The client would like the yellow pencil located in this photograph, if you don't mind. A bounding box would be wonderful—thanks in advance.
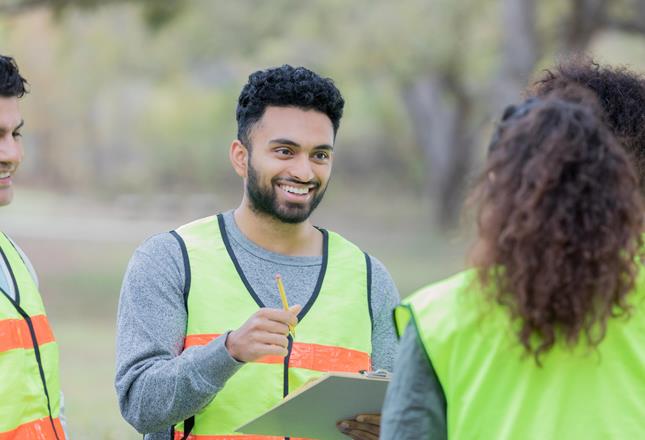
[275,274,296,337]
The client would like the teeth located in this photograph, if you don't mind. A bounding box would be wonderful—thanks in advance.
[282,185,309,195]
[0,172,10,179]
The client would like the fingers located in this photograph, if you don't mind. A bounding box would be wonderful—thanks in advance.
[257,319,291,336]
[254,332,289,349]
[337,420,379,440]
[343,429,378,440]
[258,306,300,328]
[337,416,381,440]
[256,343,289,357]
[355,414,380,425]
[337,420,379,435]
[289,304,302,315]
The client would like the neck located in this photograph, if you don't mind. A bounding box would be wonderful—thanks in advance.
[233,201,323,257]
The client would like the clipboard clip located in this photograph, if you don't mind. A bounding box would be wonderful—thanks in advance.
[359,369,391,379]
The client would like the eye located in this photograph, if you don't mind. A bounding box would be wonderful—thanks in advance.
[12,131,22,139]
[313,151,330,161]
[275,147,293,157]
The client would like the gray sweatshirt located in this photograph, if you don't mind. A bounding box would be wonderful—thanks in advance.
[115,210,400,439]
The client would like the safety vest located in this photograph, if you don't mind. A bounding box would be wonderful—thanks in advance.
[395,269,645,439]
[0,233,65,439]
[172,214,373,439]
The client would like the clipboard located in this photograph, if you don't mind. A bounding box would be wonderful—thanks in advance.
[235,371,390,439]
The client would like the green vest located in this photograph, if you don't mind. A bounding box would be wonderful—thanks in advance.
[173,214,373,438]
[396,269,645,439]
[0,233,65,439]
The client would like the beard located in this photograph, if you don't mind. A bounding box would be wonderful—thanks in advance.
[246,162,327,224]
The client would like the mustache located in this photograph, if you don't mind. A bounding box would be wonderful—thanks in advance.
[273,177,321,188]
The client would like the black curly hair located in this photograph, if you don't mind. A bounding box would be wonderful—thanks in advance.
[529,56,645,191]
[236,65,344,148]
[0,55,28,98]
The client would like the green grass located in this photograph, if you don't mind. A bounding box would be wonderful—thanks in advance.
[54,319,140,439]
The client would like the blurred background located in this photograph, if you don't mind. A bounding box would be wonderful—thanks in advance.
[1,0,644,437]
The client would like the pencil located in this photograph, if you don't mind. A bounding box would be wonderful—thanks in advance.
[275,274,296,337]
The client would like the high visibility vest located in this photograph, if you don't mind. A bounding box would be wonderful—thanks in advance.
[0,233,65,439]
[172,214,373,439]
[395,269,645,439]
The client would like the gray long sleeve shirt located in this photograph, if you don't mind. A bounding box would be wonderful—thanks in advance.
[115,210,400,438]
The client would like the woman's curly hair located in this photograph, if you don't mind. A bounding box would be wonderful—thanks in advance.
[470,89,644,363]
[529,57,645,192]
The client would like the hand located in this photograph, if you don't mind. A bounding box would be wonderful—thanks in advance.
[225,305,301,362]
[337,414,381,440]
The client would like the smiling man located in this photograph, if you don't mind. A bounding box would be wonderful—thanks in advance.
[0,55,67,439]
[115,65,399,440]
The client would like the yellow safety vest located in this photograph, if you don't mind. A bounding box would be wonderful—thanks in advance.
[396,269,645,439]
[0,233,65,439]
[173,214,373,439]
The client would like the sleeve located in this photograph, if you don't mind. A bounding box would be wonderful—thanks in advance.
[380,322,447,440]
[367,256,400,371]
[114,232,243,433]
[59,391,69,439]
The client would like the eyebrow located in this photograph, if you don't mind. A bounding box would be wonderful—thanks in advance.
[0,120,24,135]
[269,138,334,151]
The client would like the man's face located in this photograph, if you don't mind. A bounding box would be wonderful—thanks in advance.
[244,106,335,224]
[0,97,23,206]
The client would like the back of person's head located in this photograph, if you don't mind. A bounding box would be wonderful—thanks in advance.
[0,55,28,98]
[529,57,645,191]
[236,65,344,148]
[470,88,644,362]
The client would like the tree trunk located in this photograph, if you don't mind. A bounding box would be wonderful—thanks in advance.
[402,73,474,229]
[494,0,539,111]
[562,0,607,52]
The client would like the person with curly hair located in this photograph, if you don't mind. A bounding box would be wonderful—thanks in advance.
[0,54,68,439]
[529,57,645,190]
[381,89,645,439]
[115,65,399,440]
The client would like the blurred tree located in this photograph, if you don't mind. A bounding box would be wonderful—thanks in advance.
[0,0,184,28]
[2,0,644,228]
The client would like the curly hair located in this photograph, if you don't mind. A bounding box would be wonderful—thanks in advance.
[236,65,344,148]
[0,55,28,98]
[470,89,644,363]
[529,57,645,191]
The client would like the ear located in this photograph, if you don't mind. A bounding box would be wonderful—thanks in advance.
[229,139,249,178]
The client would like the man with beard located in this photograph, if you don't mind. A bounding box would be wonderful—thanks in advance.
[115,65,399,440]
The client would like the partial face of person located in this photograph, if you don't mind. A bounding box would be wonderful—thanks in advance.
[0,97,23,206]
[245,106,335,224]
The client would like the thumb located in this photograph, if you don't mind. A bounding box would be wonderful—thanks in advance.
[289,304,303,319]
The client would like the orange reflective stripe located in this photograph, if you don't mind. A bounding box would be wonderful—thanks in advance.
[0,417,65,439]
[174,434,310,440]
[184,334,370,373]
[288,341,370,372]
[184,333,222,348]
[0,314,55,352]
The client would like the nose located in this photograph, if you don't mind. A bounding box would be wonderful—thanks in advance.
[288,153,315,183]
[0,133,22,168]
